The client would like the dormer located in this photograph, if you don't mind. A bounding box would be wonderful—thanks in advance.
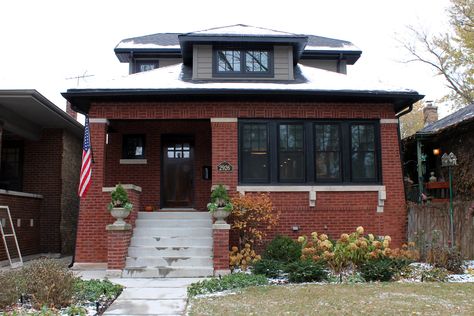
[179,25,307,81]
[114,24,362,78]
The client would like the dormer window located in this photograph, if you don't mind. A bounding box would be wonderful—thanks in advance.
[213,47,273,77]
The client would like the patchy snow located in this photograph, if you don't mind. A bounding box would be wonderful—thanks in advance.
[116,41,180,49]
[187,24,297,37]
[74,63,416,94]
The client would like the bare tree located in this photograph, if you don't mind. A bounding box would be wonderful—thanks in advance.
[401,0,474,107]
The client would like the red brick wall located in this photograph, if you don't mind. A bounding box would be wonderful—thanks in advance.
[0,194,41,261]
[76,100,407,263]
[23,129,64,254]
[104,120,212,211]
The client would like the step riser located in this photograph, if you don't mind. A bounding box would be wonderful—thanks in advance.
[134,219,212,228]
[122,268,214,278]
[137,212,211,220]
[130,237,213,247]
[128,247,212,257]
[132,228,212,237]
[126,257,213,267]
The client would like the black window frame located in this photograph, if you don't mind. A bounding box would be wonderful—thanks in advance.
[238,120,382,185]
[122,134,146,159]
[213,46,274,78]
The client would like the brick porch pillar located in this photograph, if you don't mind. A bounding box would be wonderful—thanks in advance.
[104,186,141,276]
[213,223,231,276]
[74,118,109,266]
[210,118,237,275]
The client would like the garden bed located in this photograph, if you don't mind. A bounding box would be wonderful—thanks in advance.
[0,258,122,315]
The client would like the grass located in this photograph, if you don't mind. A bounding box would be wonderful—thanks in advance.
[187,282,474,315]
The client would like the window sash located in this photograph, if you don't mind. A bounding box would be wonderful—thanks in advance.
[240,123,270,183]
[278,124,305,182]
[314,123,342,182]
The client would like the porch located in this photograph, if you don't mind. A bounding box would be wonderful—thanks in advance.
[74,117,236,276]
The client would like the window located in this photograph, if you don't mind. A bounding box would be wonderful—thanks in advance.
[278,124,305,182]
[214,48,272,77]
[133,60,159,74]
[0,141,23,191]
[315,124,341,181]
[239,120,380,185]
[122,134,146,159]
[167,143,191,159]
[240,124,269,182]
[351,124,377,181]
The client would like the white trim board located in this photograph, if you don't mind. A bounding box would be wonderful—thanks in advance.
[210,118,238,123]
[119,159,147,165]
[236,185,386,212]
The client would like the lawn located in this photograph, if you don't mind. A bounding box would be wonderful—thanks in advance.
[187,282,474,315]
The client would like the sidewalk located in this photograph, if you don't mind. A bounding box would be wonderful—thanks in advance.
[77,270,203,315]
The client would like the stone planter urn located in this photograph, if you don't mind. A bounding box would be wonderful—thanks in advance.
[212,207,230,225]
[110,207,131,227]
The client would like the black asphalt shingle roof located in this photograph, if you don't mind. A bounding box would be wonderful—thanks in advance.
[418,103,474,135]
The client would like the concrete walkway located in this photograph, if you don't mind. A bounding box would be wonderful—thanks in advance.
[102,278,203,316]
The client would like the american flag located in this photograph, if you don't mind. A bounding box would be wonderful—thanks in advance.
[78,116,92,197]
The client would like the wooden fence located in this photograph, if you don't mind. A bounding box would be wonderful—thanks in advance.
[407,201,474,259]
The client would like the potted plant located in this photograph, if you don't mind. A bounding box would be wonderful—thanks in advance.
[107,184,133,226]
[207,184,233,224]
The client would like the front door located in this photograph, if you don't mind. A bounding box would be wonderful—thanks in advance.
[161,136,194,208]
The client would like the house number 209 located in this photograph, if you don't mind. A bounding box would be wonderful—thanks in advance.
[217,161,233,172]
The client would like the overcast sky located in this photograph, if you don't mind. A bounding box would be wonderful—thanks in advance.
[0,0,452,117]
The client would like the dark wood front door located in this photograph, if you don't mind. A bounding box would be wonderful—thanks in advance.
[161,136,194,208]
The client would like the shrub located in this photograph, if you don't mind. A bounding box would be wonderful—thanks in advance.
[287,260,328,283]
[0,269,25,308]
[73,279,123,301]
[427,246,463,274]
[359,258,401,282]
[252,259,287,278]
[21,258,78,308]
[187,273,268,297]
[229,244,261,271]
[229,193,278,248]
[263,235,301,263]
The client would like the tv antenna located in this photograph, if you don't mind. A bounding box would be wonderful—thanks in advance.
[66,70,94,86]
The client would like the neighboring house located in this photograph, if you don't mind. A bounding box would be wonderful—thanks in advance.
[0,90,82,263]
[63,25,423,277]
[403,103,474,201]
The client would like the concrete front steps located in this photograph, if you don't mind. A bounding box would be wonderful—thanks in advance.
[122,211,214,278]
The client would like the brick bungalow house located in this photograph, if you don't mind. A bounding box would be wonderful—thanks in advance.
[63,25,423,277]
[0,90,82,264]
